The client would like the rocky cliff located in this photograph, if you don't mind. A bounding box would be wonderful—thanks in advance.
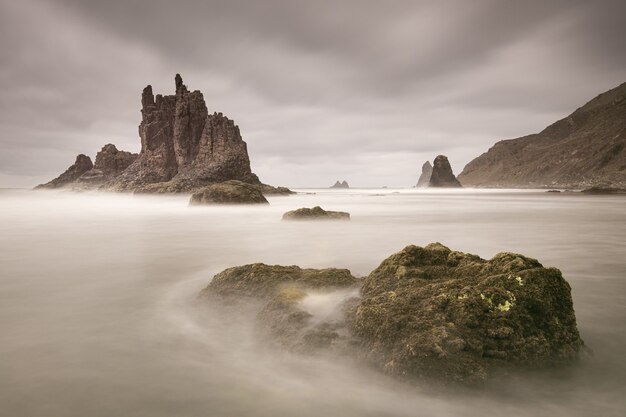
[37,74,288,194]
[458,82,626,188]
[429,155,462,187]
[416,161,433,187]
[330,180,349,189]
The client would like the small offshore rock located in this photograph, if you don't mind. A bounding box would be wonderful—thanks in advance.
[189,180,269,205]
[282,206,350,221]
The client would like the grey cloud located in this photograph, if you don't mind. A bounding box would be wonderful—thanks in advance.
[1,0,625,187]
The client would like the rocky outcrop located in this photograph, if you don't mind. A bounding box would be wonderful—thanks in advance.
[428,155,462,187]
[458,82,626,189]
[200,263,359,352]
[106,75,261,192]
[580,186,626,194]
[330,180,349,189]
[282,206,350,220]
[35,154,93,189]
[416,161,433,187]
[352,243,584,383]
[73,144,138,187]
[189,180,268,205]
[200,243,585,384]
[36,74,290,194]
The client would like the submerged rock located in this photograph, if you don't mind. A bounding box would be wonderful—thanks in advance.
[200,263,359,352]
[35,154,93,189]
[428,155,462,187]
[189,180,268,205]
[416,161,433,187]
[353,243,584,383]
[282,206,350,220]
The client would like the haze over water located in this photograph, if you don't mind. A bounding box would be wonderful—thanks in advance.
[1,188,625,416]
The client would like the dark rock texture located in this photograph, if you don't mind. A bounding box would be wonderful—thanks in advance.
[352,243,584,383]
[200,243,585,384]
[428,155,462,187]
[189,180,268,205]
[200,263,358,352]
[580,186,626,194]
[73,144,138,187]
[36,74,290,194]
[35,154,93,189]
[330,180,349,188]
[108,75,260,192]
[282,206,350,220]
[416,161,433,187]
[459,82,626,189]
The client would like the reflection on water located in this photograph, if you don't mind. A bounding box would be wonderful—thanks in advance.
[0,188,625,416]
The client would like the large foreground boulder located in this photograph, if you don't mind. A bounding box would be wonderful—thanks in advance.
[353,243,584,383]
[189,180,268,205]
[282,206,350,220]
[200,244,585,384]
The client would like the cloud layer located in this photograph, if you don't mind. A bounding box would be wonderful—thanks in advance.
[1,0,625,187]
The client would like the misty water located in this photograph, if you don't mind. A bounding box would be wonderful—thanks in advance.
[1,188,625,416]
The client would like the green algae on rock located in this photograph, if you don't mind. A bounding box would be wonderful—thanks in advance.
[353,243,585,383]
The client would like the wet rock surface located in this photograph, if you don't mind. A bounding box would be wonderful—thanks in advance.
[282,206,350,220]
[189,180,269,205]
[200,243,585,384]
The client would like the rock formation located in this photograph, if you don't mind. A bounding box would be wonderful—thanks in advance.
[188,180,269,205]
[35,154,93,189]
[36,74,290,194]
[282,206,350,220]
[458,82,626,189]
[428,155,462,187]
[352,243,584,383]
[73,144,137,187]
[416,161,433,187]
[330,180,349,189]
[200,243,586,384]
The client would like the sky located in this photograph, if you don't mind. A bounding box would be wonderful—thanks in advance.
[1,0,625,188]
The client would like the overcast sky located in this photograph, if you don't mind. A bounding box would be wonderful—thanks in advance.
[1,0,625,188]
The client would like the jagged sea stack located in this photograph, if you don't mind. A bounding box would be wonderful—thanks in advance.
[429,155,462,187]
[330,180,349,188]
[416,161,433,187]
[35,154,93,189]
[107,74,260,192]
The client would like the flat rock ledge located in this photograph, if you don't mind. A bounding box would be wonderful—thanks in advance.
[282,206,350,221]
[199,243,586,385]
[189,180,269,205]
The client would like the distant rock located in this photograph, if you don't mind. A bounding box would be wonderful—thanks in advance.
[416,161,433,187]
[580,186,626,194]
[189,180,269,205]
[35,154,93,189]
[458,82,626,189]
[73,144,138,188]
[428,155,462,187]
[330,180,349,189]
[36,74,290,195]
[282,206,350,221]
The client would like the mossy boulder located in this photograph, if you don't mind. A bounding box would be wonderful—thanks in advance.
[189,180,269,205]
[200,263,358,352]
[352,243,585,384]
[282,206,350,221]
